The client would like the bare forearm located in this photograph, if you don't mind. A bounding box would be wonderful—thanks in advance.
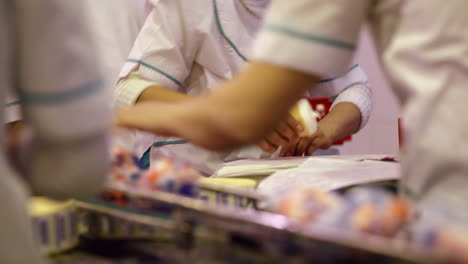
[173,62,319,149]
[115,71,193,109]
[137,85,192,103]
[118,61,320,150]
[318,102,361,142]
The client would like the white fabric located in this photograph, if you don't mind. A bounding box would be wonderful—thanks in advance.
[0,0,112,262]
[331,83,372,129]
[114,72,159,109]
[253,0,468,228]
[83,0,148,86]
[0,2,43,263]
[3,0,148,124]
[253,0,367,77]
[115,0,372,175]
[8,0,111,193]
[4,92,21,123]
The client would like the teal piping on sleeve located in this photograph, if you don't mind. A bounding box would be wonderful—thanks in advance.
[263,23,356,51]
[18,79,102,105]
[213,1,357,83]
[139,140,188,169]
[4,99,22,107]
[127,59,183,86]
[318,64,359,83]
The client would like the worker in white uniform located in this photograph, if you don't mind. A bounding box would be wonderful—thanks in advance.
[4,0,149,167]
[115,0,372,175]
[83,0,149,87]
[3,0,148,123]
[0,1,111,263]
[118,0,468,234]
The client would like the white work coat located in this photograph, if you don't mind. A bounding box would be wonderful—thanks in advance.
[83,0,149,86]
[4,0,149,124]
[252,0,468,232]
[115,0,372,175]
[0,1,111,263]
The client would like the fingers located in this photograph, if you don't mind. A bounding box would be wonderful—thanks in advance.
[259,128,297,154]
[296,137,312,156]
[295,133,334,156]
[266,131,289,148]
[286,115,304,134]
[307,136,333,155]
[274,116,303,156]
[306,140,320,156]
[296,132,329,156]
[257,116,304,155]
[258,139,277,153]
[275,121,297,141]
[281,137,300,157]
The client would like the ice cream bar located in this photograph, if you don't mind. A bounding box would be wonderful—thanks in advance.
[289,99,320,137]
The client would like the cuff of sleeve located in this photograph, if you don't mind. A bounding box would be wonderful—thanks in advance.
[114,72,159,110]
[252,27,355,77]
[4,104,22,123]
[331,83,373,130]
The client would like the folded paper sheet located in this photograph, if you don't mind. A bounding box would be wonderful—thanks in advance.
[257,156,400,196]
[212,157,308,177]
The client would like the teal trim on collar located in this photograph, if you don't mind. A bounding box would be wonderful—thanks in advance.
[18,79,102,105]
[213,0,248,62]
[127,59,183,86]
[264,23,356,51]
[139,140,188,169]
[5,99,21,107]
[318,64,359,83]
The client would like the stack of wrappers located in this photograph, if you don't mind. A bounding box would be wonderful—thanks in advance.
[275,187,468,262]
[107,147,201,204]
[276,187,409,238]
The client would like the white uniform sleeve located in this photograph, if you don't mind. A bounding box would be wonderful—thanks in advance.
[115,0,201,109]
[307,63,373,130]
[328,64,373,130]
[0,3,46,263]
[15,0,110,199]
[4,94,21,123]
[331,82,373,130]
[115,70,161,110]
[253,0,370,77]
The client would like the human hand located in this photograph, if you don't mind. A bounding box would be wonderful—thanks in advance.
[5,121,30,172]
[6,121,24,154]
[257,115,303,155]
[284,102,362,156]
[284,124,335,156]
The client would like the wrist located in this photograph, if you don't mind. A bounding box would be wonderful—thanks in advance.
[317,117,345,146]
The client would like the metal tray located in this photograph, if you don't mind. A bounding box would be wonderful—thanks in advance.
[72,186,451,264]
